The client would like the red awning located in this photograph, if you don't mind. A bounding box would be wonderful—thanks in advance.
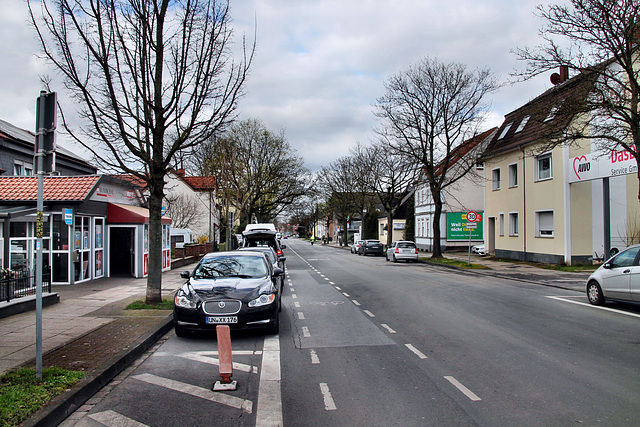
[107,203,171,224]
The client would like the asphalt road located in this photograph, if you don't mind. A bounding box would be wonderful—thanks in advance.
[62,239,640,426]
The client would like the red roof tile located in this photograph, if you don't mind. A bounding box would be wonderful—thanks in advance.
[183,176,216,191]
[0,176,100,201]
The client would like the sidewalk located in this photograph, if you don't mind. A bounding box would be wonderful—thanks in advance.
[0,265,194,426]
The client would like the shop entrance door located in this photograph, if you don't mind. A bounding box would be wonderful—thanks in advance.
[110,227,135,277]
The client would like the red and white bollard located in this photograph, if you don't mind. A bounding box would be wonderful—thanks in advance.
[213,325,237,391]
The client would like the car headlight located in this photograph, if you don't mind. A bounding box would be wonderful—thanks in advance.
[248,293,276,307]
[174,288,197,309]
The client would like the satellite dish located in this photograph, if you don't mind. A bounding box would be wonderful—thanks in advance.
[550,73,561,85]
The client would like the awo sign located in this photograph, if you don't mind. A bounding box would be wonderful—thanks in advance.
[569,146,638,183]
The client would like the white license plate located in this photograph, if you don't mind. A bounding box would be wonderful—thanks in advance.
[206,316,238,324]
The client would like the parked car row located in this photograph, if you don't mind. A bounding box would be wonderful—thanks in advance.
[173,224,287,337]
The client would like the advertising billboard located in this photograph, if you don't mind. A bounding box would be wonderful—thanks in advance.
[446,212,483,241]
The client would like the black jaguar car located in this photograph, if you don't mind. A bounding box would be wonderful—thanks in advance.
[173,251,283,336]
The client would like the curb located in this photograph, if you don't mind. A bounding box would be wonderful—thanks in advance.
[23,315,174,427]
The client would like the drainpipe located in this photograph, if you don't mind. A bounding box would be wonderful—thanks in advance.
[519,145,527,261]
[563,143,572,265]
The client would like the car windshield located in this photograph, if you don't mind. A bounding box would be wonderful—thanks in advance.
[398,242,415,248]
[193,255,269,279]
[609,247,640,268]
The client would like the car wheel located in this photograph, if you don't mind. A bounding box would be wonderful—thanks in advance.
[587,281,605,306]
[174,323,188,338]
[393,254,398,263]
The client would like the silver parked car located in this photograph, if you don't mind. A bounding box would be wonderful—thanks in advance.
[586,244,639,305]
[386,240,419,263]
[351,240,364,254]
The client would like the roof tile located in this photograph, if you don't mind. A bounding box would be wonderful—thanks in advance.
[0,176,100,202]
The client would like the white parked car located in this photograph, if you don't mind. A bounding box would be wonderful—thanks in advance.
[471,244,486,256]
[586,244,640,305]
[386,241,419,263]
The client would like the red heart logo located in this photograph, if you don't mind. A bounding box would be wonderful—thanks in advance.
[573,155,587,179]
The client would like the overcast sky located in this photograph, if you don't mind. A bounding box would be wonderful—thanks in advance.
[1,0,557,172]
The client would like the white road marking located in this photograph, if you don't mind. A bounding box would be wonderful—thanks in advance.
[546,296,640,318]
[324,278,330,281]
[329,282,335,285]
[335,286,341,290]
[444,376,481,401]
[294,302,300,308]
[290,287,295,292]
[256,335,283,427]
[297,312,305,320]
[89,410,148,427]
[405,344,428,359]
[381,323,396,333]
[132,373,253,413]
[342,292,350,297]
[319,383,337,410]
[363,310,375,318]
[352,300,361,306]
[302,326,311,338]
[310,349,320,364]
[177,352,256,373]
[292,294,298,299]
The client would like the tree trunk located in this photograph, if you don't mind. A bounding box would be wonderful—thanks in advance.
[386,213,393,246]
[146,175,164,304]
[431,187,443,258]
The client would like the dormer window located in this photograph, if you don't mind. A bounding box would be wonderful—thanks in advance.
[498,123,512,139]
[544,105,559,122]
[515,115,530,133]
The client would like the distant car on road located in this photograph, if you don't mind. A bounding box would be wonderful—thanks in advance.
[586,244,640,306]
[238,246,286,292]
[173,251,283,336]
[351,240,364,254]
[358,239,384,256]
[386,241,419,263]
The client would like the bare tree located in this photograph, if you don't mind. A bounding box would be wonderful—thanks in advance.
[374,56,497,258]
[29,0,253,302]
[197,119,311,224]
[514,0,640,204]
[164,193,201,229]
[355,141,418,246]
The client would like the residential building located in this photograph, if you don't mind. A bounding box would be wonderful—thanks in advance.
[415,128,498,252]
[481,68,639,264]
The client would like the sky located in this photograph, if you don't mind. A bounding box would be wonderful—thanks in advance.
[0,0,558,172]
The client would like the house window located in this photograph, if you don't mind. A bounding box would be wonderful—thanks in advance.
[499,213,505,236]
[509,212,519,236]
[515,115,530,133]
[535,153,553,181]
[13,161,23,176]
[492,168,501,190]
[498,123,512,139]
[545,105,559,122]
[536,211,554,237]
[508,163,518,188]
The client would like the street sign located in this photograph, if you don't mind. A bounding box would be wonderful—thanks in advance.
[464,222,477,229]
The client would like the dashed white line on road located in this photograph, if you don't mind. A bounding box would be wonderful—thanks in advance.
[363,310,375,318]
[444,376,481,401]
[352,300,360,306]
[302,326,311,338]
[319,383,337,410]
[329,282,335,285]
[294,302,300,308]
[256,335,283,426]
[297,312,305,320]
[292,294,297,299]
[342,292,350,297]
[324,278,330,281]
[89,410,148,427]
[381,324,396,333]
[132,374,253,413]
[405,344,428,359]
[335,286,341,290]
[310,349,320,364]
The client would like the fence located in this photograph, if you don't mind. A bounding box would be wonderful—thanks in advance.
[1,267,52,303]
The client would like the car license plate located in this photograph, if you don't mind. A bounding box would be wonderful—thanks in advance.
[206,316,238,324]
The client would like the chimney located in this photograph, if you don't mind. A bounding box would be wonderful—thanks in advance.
[550,65,570,85]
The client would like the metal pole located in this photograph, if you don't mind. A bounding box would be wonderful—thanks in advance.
[35,91,46,378]
[468,227,472,264]
[603,177,611,259]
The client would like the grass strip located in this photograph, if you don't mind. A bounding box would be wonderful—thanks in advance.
[0,367,85,427]
[420,256,490,269]
[125,299,173,310]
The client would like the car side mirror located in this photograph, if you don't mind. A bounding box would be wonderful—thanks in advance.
[180,271,191,278]
[279,257,287,262]
[281,244,287,249]
[273,267,284,276]
[602,262,612,269]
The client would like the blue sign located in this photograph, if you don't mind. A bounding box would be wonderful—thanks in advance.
[64,208,73,225]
